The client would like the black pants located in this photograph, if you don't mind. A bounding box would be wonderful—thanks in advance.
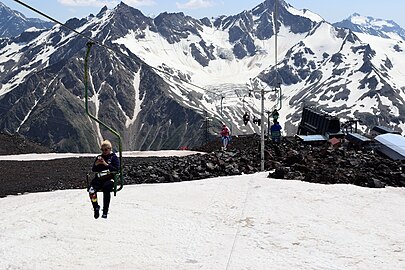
[88,177,114,213]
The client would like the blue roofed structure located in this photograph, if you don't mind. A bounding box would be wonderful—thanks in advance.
[296,134,328,144]
[374,134,405,160]
[371,126,401,136]
[346,133,372,147]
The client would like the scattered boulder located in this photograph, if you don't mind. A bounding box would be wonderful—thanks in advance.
[1,134,404,197]
[123,135,403,189]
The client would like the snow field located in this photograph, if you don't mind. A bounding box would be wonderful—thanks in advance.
[1,172,405,269]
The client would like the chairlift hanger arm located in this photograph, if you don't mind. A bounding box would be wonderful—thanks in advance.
[85,42,123,195]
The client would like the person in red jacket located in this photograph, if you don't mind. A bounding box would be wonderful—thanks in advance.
[220,124,231,150]
[88,140,120,219]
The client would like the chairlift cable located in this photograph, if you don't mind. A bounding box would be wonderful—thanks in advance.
[12,0,235,133]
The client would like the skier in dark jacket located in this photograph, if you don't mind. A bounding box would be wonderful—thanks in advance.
[88,140,120,219]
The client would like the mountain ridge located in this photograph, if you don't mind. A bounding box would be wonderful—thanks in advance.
[0,0,53,37]
[333,13,405,41]
[0,0,404,152]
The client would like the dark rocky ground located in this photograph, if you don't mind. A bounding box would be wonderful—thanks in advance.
[1,132,404,198]
[0,131,50,155]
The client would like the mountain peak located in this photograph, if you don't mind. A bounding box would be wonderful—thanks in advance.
[116,1,132,10]
[0,1,53,37]
[112,1,146,18]
[347,13,397,28]
[252,0,287,14]
[334,13,405,41]
[261,0,288,8]
[251,0,323,25]
[156,11,186,19]
[98,5,108,15]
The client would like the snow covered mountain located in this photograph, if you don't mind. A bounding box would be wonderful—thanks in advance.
[0,0,404,152]
[334,13,405,41]
[262,20,405,134]
[0,1,53,37]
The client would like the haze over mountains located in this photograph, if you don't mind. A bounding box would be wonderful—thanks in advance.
[0,0,404,152]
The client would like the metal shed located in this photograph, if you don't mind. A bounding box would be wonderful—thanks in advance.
[346,133,372,146]
[371,126,401,136]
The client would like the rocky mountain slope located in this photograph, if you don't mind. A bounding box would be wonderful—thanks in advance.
[0,0,404,152]
[0,1,53,37]
[0,131,50,155]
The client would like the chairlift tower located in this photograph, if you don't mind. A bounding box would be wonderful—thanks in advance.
[249,78,275,172]
[249,0,281,172]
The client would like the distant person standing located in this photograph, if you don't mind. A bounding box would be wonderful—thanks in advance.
[220,124,231,150]
[270,121,282,143]
[88,140,119,219]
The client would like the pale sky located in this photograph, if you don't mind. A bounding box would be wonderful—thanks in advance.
[3,0,405,28]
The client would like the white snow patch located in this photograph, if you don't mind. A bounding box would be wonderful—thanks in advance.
[356,33,405,86]
[371,20,394,28]
[88,70,103,145]
[351,15,369,26]
[286,5,324,23]
[113,25,302,87]
[124,69,144,128]
[25,27,42,32]
[0,69,31,96]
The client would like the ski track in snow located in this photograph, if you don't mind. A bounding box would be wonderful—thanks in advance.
[1,172,405,269]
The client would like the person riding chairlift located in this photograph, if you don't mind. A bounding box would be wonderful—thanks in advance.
[253,116,261,126]
[243,112,250,125]
[270,120,282,143]
[88,140,120,219]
